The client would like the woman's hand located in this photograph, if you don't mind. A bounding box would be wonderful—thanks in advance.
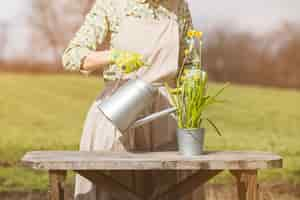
[110,49,145,74]
[81,49,145,74]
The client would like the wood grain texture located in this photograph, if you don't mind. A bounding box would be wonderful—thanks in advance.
[76,171,143,200]
[49,170,66,200]
[150,170,221,200]
[22,151,282,170]
[231,170,259,200]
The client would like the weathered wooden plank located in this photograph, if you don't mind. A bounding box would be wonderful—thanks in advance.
[150,170,221,200]
[76,170,144,200]
[49,170,66,200]
[231,170,259,200]
[22,151,282,170]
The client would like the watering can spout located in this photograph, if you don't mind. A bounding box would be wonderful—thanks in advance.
[97,79,176,132]
[132,107,177,128]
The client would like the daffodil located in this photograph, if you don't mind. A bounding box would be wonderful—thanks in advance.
[187,29,203,39]
[184,49,190,56]
[195,31,203,38]
[187,30,194,38]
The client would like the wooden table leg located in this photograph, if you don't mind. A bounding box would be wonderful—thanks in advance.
[230,170,259,200]
[49,170,67,200]
[76,170,144,200]
[150,170,221,200]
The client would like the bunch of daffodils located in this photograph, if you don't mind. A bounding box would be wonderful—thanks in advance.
[166,29,228,134]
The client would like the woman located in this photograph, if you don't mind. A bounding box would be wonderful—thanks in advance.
[62,0,202,199]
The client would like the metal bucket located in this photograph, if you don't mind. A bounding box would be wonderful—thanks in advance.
[177,128,205,156]
[97,79,156,132]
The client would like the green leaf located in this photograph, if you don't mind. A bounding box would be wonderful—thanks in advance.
[203,82,230,107]
[211,82,230,100]
[206,118,222,136]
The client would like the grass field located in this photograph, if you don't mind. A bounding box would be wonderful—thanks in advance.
[0,73,300,192]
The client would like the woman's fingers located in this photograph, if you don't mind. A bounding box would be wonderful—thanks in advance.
[110,49,147,74]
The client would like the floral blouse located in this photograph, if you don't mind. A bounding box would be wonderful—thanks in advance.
[62,0,195,77]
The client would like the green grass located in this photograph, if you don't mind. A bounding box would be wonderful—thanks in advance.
[0,73,300,191]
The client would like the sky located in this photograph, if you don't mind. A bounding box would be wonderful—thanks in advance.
[0,0,26,21]
[187,0,300,32]
[0,0,300,57]
[1,0,300,31]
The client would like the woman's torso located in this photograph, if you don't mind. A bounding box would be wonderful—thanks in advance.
[101,0,187,45]
[95,0,190,80]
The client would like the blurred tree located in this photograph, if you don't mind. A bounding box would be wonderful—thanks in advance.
[275,23,300,88]
[204,24,300,88]
[29,0,94,65]
[0,22,8,60]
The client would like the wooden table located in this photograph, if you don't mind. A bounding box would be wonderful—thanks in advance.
[22,151,282,200]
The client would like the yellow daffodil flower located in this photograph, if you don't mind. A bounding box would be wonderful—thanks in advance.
[184,49,190,56]
[187,30,194,37]
[187,29,203,39]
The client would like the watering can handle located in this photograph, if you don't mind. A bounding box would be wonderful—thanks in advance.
[132,107,177,128]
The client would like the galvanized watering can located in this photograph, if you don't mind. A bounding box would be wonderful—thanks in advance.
[97,79,176,132]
